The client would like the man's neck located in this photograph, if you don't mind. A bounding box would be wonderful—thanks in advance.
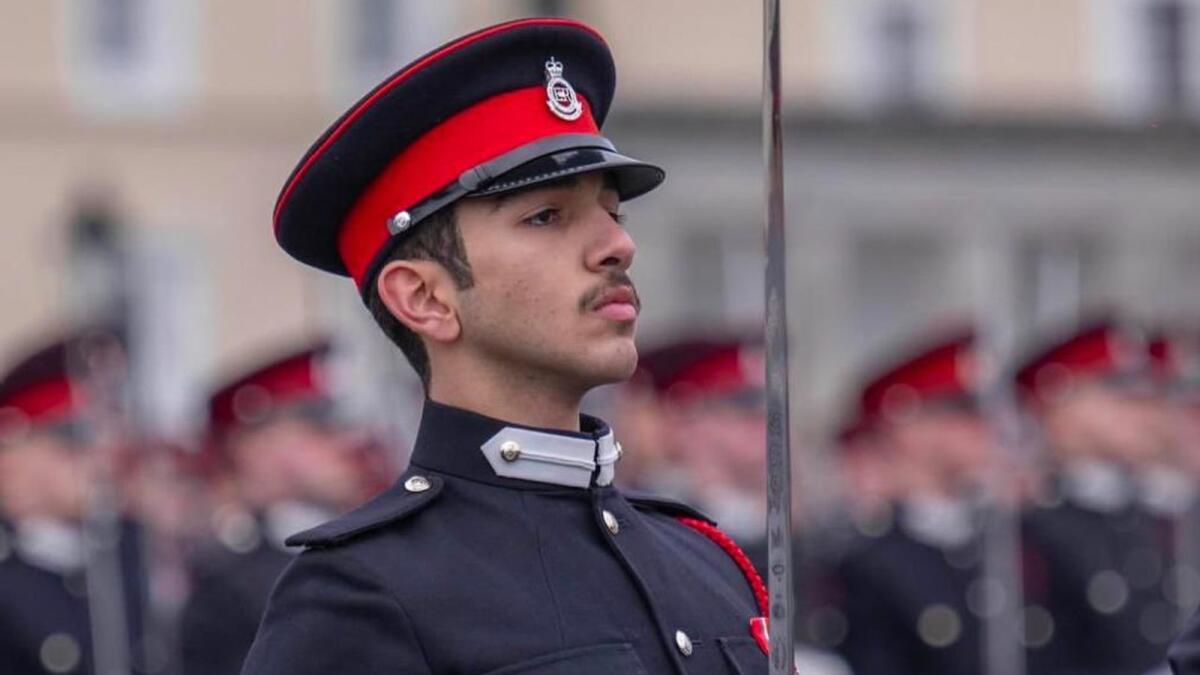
[428,358,585,431]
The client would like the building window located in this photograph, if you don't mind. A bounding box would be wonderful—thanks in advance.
[529,0,571,16]
[94,0,140,67]
[876,1,924,112]
[679,229,764,325]
[1145,0,1191,112]
[1092,0,1200,119]
[350,0,399,84]
[851,232,949,354]
[828,0,959,115]
[64,0,197,119]
[327,0,453,105]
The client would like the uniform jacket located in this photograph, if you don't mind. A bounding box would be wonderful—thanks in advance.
[0,520,147,675]
[241,401,768,675]
[829,503,984,675]
[1172,611,1200,674]
[1023,495,1171,675]
[181,530,292,675]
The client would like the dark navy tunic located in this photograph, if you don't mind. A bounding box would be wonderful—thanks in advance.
[181,531,292,675]
[241,401,768,675]
[826,506,984,675]
[0,521,148,675]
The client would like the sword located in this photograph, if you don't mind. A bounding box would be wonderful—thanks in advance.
[762,1,795,673]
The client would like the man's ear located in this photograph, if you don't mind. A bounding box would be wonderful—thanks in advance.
[376,260,462,344]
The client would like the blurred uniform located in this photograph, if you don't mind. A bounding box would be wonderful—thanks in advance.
[1160,328,1200,674]
[821,331,996,675]
[180,342,368,675]
[0,330,148,675]
[1017,321,1169,675]
[632,338,768,565]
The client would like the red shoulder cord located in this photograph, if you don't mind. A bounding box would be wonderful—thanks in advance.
[676,517,769,616]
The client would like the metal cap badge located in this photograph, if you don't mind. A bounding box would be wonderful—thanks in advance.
[544,57,582,121]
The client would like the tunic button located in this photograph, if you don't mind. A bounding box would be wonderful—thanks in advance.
[500,440,521,462]
[404,476,431,492]
[675,630,693,656]
[602,510,620,535]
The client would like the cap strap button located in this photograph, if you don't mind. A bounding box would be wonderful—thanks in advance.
[387,211,412,235]
[404,475,431,492]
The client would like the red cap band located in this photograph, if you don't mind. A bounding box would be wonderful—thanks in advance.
[337,86,598,289]
[0,378,76,429]
[209,351,326,433]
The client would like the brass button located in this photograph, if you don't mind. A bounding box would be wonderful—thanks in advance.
[500,440,521,462]
[675,630,693,656]
[404,476,431,493]
[602,510,620,535]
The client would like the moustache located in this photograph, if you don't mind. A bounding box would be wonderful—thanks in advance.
[579,271,641,313]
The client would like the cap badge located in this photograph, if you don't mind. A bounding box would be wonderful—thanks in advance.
[544,57,582,121]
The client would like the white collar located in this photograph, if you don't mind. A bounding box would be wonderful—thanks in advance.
[481,425,620,488]
[900,495,976,550]
[263,501,337,551]
[1137,465,1197,517]
[1060,459,1133,513]
[15,518,85,574]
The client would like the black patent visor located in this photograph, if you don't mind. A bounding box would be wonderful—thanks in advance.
[399,133,665,229]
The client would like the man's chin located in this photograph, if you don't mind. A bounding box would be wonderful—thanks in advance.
[579,341,639,387]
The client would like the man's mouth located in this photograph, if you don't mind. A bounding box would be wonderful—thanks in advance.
[591,285,639,322]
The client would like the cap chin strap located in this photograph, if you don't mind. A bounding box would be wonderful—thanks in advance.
[389,133,616,234]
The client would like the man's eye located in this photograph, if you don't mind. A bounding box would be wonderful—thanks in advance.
[609,211,627,225]
[523,208,561,227]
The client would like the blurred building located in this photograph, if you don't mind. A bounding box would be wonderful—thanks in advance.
[1,0,1199,441]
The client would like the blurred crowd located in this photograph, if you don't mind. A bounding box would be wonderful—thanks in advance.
[0,312,1197,675]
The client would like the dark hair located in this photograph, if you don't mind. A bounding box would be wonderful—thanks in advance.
[366,206,474,387]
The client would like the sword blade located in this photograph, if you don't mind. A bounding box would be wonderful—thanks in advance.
[762,1,795,673]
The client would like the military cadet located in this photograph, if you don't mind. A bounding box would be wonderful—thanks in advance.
[1017,320,1169,675]
[0,330,147,675]
[633,338,768,557]
[1160,328,1200,675]
[823,331,997,675]
[1143,330,1200,608]
[241,18,771,675]
[180,341,366,675]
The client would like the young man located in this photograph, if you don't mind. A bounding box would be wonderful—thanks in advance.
[241,19,769,675]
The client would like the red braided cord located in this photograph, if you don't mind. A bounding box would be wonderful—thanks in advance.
[677,517,769,616]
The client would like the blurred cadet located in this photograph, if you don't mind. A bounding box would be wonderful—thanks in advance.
[1161,327,1200,674]
[833,416,905,540]
[1144,330,1200,585]
[180,341,366,675]
[634,336,855,675]
[0,331,148,675]
[242,18,770,675]
[1017,320,1168,675]
[824,331,997,675]
[634,337,768,554]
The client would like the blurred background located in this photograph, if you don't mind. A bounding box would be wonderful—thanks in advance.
[1,1,1199,674]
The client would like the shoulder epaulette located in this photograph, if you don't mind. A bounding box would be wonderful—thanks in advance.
[622,489,715,525]
[286,474,444,548]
